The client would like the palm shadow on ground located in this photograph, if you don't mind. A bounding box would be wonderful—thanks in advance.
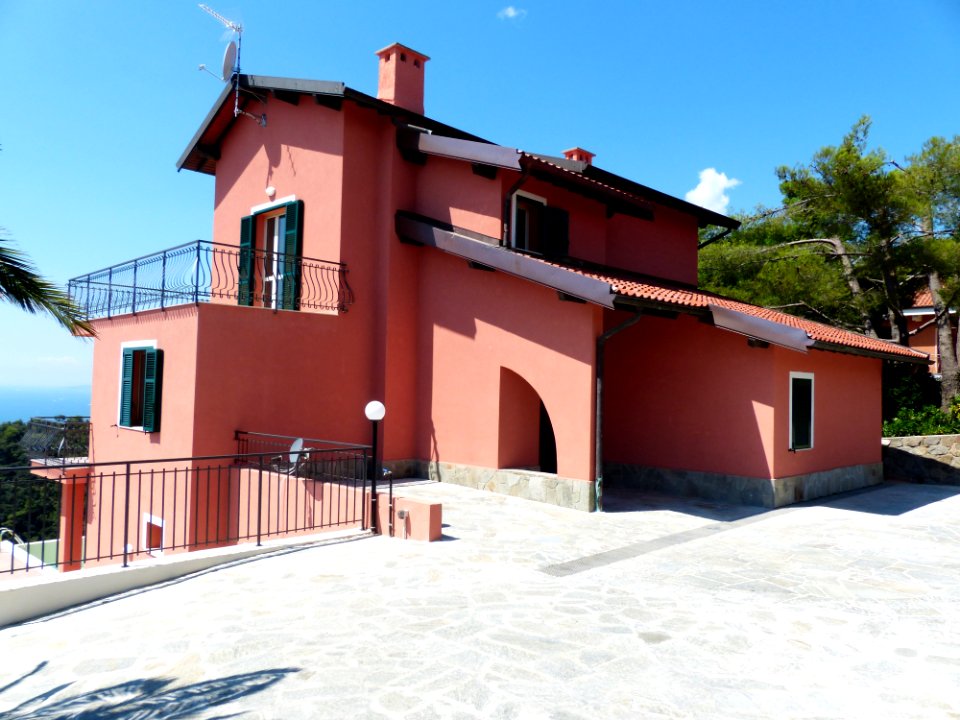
[0,662,298,720]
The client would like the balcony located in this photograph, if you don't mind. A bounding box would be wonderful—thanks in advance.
[68,241,355,320]
[21,416,90,461]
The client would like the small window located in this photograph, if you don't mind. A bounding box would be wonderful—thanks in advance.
[790,372,814,450]
[512,193,546,253]
[143,514,164,555]
[510,192,569,259]
[120,347,163,432]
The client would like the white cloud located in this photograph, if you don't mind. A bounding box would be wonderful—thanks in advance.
[685,168,741,214]
[497,6,527,20]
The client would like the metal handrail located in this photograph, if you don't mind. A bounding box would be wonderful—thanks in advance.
[1,446,375,575]
[68,240,355,319]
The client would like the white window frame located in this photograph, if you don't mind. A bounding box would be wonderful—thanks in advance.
[142,512,164,556]
[249,194,297,215]
[510,190,547,251]
[117,339,157,432]
[789,371,815,451]
[261,212,286,309]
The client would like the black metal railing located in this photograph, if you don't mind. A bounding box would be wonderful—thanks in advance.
[68,241,355,320]
[0,445,380,576]
[21,417,90,460]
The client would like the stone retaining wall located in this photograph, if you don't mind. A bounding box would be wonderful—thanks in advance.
[605,462,883,508]
[883,435,960,485]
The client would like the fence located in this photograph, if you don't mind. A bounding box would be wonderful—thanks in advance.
[0,444,381,576]
[68,240,355,319]
[20,417,90,460]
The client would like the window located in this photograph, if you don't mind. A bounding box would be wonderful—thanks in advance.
[510,192,569,259]
[239,199,304,310]
[120,347,163,432]
[143,514,164,555]
[789,372,814,451]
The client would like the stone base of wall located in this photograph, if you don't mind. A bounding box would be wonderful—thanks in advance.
[604,462,884,508]
[399,460,596,512]
[883,435,960,484]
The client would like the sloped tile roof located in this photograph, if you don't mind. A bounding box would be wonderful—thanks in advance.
[549,261,928,362]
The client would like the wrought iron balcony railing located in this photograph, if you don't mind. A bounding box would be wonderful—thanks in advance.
[21,417,90,460]
[68,241,355,320]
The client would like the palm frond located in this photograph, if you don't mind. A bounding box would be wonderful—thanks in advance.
[0,236,95,336]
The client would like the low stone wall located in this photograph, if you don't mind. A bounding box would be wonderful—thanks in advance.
[883,435,960,485]
[605,462,883,508]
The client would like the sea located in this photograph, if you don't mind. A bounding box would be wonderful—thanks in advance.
[0,386,92,422]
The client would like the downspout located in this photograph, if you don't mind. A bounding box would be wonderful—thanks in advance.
[502,163,532,247]
[595,309,644,511]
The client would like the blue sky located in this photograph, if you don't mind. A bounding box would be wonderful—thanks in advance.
[1,0,958,389]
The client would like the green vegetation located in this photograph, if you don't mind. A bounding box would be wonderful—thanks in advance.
[883,400,960,437]
[0,420,60,543]
[700,119,960,414]
[0,232,93,335]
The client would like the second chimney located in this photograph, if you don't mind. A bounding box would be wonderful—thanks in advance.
[376,43,430,115]
[563,147,596,165]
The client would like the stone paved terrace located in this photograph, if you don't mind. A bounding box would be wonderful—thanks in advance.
[2,480,960,719]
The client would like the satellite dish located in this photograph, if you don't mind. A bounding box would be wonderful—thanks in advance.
[289,437,305,464]
[221,40,237,80]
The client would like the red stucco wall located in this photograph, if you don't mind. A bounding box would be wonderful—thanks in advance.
[89,307,201,463]
[416,250,599,480]
[603,312,882,480]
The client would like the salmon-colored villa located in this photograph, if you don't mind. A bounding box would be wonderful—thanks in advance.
[66,43,926,531]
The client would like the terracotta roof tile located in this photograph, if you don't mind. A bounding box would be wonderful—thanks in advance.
[542,260,927,362]
[913,289,933,308]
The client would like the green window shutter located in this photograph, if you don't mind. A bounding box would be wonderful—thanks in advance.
[141,349,163,433]
[542,207,570,260]
[119,348,134,427]
[238,215,255,306]
[281,200,304,310]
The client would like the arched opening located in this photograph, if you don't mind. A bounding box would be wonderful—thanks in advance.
[498,368,558,473]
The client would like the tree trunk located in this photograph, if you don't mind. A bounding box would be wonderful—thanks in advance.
[779,237,878,338]
[879,240,909,345]
[929,271,959,410]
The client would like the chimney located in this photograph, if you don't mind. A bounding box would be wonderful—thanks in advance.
[376,43,430,115]
[563,147,595,165]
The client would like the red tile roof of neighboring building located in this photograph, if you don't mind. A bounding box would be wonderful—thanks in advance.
[913,289,933,308]
[551,261,928,362]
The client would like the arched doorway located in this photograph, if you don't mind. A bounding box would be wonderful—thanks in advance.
[498,368,558,473]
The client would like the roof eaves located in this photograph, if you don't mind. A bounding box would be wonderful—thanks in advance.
[583,165,740,230]
[809,340,930,365]
[176,80,237,173]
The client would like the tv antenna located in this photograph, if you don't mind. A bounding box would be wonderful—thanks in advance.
[197,4,266,126]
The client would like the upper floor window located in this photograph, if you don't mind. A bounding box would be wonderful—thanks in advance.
[510,191,569,260]
[120,346,163,432]
[789,372,814,451]
[239,199,304,310]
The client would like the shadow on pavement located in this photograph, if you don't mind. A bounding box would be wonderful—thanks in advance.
[601,484,767,522]
[0,664,298,720]
[603,480,960,520]
[807,481,960,516]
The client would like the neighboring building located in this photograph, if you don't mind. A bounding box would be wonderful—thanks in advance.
[906,289,956,376]
[69,43,927,517]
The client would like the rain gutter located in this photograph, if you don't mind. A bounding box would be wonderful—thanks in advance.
[595,310,644,511]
